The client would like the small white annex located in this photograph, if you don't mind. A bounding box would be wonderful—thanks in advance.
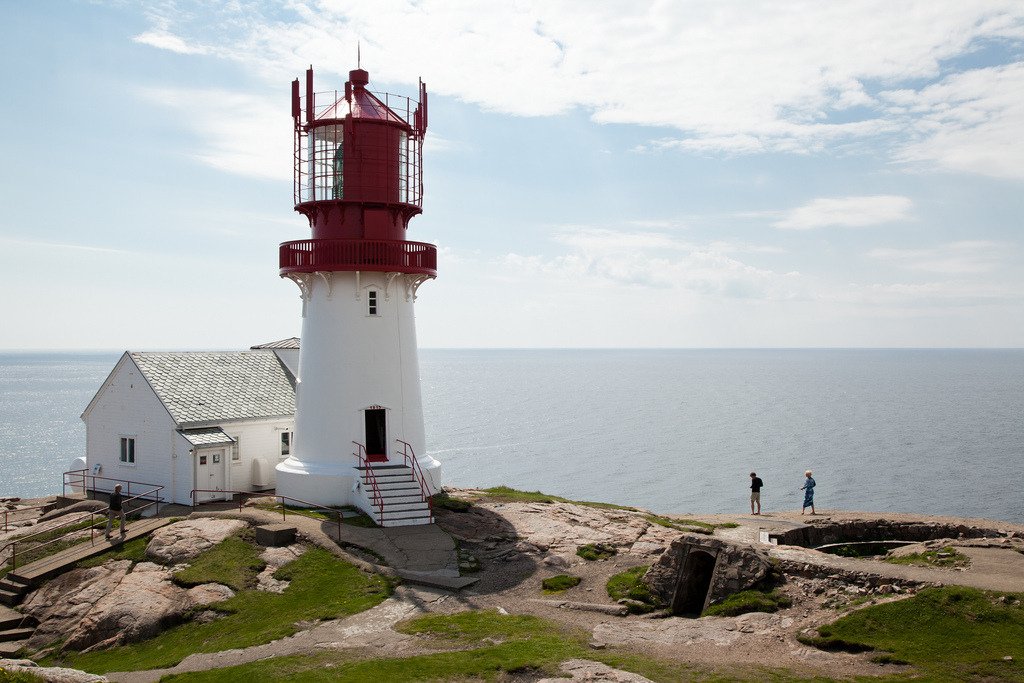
[80,339,299,505]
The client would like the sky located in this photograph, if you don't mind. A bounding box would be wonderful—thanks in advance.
[1,0,1022,349]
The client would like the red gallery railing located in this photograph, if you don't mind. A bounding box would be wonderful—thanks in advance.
[280,239,437,277]
[395,439,435,520]
[353,441,385,525]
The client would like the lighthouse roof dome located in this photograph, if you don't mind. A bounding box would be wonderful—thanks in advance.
[315,71,410,126]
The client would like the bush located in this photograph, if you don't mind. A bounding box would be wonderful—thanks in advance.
[606,566,660,614]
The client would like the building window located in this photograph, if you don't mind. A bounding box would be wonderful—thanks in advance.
[119,437,135,464]
[213,452,221,464]
[231,436,241,461]
[367,290,378,316]
[199,454,208,465]
[280,432,292,457]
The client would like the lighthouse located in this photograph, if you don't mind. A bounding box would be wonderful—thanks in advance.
[275,65,441,526]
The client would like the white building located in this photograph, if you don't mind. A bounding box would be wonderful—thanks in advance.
[80,339,298,505]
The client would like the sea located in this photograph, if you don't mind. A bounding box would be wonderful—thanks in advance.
[1,350,1022,523]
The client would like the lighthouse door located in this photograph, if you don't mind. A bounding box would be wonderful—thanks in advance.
[364,408,387,462]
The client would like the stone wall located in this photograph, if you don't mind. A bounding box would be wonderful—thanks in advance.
[771,520,1019,548]
[643,536,772,615]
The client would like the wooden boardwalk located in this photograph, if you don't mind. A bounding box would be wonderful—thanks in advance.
[8,517,172,588]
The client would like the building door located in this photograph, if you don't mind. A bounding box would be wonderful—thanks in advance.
[365,408,387,461]
[197,449,226,502]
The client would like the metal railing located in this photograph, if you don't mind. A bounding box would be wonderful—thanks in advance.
[62,470,165,509]
[353,441,385,525]
[396,439,434,520]
[189,489,345,536]
[2,503,53,534]
[279,239,437,277]
[1,485,163,570]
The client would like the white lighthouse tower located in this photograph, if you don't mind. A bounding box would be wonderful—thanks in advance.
[275,65,441,526]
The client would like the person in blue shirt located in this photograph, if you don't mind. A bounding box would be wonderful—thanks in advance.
[800,470,816,515]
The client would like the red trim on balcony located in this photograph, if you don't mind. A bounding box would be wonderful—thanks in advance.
[279,239,437,277]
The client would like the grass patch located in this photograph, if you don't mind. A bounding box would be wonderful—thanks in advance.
[0,669,46,683]
[477,486,638,511]
[885,546,971,568]
[161,611,720,683]
[76,537,149,568]
[172,535,265,591]
[576,543,617,561]
[801,586,1024,681]
[431,490,472,512]
[51,546,393,673]
[606,565,660,614]
[703,589,792,617]
[541,574,581,592]
[644,515,738,535]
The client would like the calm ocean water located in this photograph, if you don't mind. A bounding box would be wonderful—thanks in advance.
[2,350,1022,523]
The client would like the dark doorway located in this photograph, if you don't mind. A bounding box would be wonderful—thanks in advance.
[671,550,717,616]
[365,408,387,460]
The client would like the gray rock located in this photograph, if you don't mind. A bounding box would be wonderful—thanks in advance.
[146,518,246,564]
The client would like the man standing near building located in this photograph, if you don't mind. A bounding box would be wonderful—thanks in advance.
[749,472,764,515]
[105,484,126,540]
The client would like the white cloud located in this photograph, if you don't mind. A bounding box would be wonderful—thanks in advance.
[138,87,291,181]
[132,30,207,55]
[867,241,1006,274]
[885,63,1024,180]
[130,2,1024,180]
[0,236,130,255]
[773,195,914,230]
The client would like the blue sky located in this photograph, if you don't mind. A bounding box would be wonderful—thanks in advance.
[1,1,1022,349]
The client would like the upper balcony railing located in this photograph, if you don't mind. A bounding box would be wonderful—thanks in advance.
[279,239,437,277]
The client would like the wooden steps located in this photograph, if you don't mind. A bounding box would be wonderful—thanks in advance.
[4,517,173,600]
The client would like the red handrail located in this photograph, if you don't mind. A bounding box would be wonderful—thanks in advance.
[395,439,434,520]
[353,442,385,525]
[279,239,437,277]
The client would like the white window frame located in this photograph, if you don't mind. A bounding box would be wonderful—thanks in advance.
[280,431,292,459]
[119,436,136,465]
[231,435,242,463]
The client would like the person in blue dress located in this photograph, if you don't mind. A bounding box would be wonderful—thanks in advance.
[800,470,816,515]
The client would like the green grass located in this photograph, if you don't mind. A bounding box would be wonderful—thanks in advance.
[605,565,661,614]
[703,590,793,617]
[431,490,472,512]
[884,545,971,568]
[477,486,638,511]
[172,535,266,591]
[76,537,149,568]
[801,586,1024,681]
[644,514,737,534]
[576,543,617,561]
[0,668,46,683]
[160,610,822,683]
[541,574,581,592]
[51,546,393,673]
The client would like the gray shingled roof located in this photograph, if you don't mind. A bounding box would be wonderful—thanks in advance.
[251,337,300,349]
[179,428,236,447]
[131,352,296,426]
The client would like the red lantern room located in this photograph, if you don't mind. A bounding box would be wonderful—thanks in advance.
[280,67,437,278]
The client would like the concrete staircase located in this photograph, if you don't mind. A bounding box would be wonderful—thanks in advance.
[356,464,433,527]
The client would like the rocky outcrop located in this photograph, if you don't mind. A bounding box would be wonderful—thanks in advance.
[146,518,246,564]
[256,544,306,593]
[22,560,234,651]
[0,658,107,682]
[537,659,655,682]
[644,536,772,614]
